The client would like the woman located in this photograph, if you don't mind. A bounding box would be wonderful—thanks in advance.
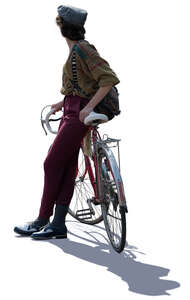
[14,4,120,239]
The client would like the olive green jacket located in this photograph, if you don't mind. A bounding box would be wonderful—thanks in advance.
[61,39,120,99]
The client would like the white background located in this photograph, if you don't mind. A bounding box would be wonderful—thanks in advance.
[0,0,189,299]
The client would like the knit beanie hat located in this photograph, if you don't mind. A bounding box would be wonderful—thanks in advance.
[57,4,88,27]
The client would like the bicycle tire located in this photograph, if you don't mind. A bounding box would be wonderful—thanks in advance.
[98,146,127,253]
[68,145,103,225]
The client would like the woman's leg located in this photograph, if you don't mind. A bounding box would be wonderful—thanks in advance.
[38,96,90,219]
[55,146,80,206]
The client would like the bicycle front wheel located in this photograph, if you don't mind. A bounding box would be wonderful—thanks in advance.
[98,146,127,253]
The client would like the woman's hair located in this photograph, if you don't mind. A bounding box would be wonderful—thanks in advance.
[56,15,85,40]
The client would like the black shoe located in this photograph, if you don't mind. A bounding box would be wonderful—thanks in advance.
[31,223,67,240]
[14,217,50,236]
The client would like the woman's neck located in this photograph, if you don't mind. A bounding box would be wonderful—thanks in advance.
[65,38,78,53]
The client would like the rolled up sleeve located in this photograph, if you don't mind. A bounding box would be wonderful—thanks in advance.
[85,45,120,87]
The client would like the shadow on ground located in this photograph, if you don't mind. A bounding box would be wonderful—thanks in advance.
[32,219,180,296]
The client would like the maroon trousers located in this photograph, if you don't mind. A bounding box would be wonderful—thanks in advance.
[38,95,91,219]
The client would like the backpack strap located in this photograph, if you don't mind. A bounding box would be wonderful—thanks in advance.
[72,44,87,60]
[71,51,91,98]
[70,43,93,98]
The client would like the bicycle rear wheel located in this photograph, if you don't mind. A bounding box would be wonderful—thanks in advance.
[98,146,127,253]
[68,145,103,225]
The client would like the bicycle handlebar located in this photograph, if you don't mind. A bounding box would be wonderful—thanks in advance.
[40,105,63,135]
[40,104,108,135]
[45,107,59,134]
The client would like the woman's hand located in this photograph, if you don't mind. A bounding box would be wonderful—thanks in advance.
[51,100,64,114]
[79,106,93,123]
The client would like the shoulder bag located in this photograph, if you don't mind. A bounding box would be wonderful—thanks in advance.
[71,50,121,121]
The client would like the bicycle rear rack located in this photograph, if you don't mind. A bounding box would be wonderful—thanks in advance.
[98,134,121,172]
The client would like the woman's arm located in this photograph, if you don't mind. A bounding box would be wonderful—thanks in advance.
[77,42,120,122]
[79,85,112,122]
[85,85,112,110]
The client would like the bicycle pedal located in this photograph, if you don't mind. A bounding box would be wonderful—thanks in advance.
[76,208,94,220]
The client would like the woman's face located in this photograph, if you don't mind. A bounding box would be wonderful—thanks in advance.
[56,15,63,28]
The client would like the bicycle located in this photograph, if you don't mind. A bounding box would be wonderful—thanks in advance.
[40,105,128,253]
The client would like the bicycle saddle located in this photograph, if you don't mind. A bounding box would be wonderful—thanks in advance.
[84,110,108,125]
